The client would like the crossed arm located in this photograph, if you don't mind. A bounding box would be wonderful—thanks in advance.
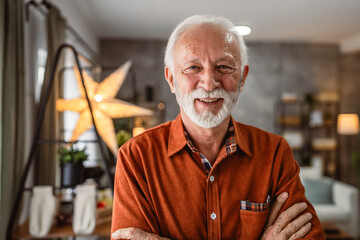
[112,192,313,240]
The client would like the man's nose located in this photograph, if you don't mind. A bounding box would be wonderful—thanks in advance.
[199,69,220,92]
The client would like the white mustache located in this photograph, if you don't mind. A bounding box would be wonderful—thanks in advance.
[190,88,230,99]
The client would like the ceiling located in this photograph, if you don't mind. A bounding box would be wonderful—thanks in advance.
[59,0,360,49]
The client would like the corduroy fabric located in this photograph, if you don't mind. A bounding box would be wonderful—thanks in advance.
[111,114,325,240]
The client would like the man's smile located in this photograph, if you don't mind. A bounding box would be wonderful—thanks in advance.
[197,97,222,103]
[194,98,224,114]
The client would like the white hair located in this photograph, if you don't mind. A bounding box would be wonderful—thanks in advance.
[164,15,248,72]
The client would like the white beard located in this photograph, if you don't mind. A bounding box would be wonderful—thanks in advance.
[173,79,240,128]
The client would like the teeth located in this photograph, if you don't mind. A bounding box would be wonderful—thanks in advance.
[200,98,218,103]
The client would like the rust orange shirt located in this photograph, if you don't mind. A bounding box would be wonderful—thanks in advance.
[112,115,325,239]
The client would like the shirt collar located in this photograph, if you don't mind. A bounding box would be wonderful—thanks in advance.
[231,116,253,157]
[167,114,253,158]
[168,114,188,157]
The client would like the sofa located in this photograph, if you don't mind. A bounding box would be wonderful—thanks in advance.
[299,158,359,238]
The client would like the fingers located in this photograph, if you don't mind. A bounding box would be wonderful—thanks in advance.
[265,192,289,229]
[112,227,168,240]
[262,194,312,240]
[273,202,307,231]
[282,212,312,238]
[112,227,138,239]
[112,227,153,240]
[288,222,312,240]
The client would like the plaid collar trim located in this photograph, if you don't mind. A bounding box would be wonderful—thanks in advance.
[184,121,237,156]
[184,130,198,153]
[184,122,237,175]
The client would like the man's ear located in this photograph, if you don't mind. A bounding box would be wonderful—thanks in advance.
[165,66,175,93]
[239,65,249,92]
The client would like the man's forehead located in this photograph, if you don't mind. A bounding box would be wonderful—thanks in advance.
[174,24,241,61]
[180,52,238,64]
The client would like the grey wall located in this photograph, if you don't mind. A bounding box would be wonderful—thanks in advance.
[339,52,360,185]
[234,42,340,132]
[100,39,343,132]
[100,38,360,185]
[340,52,360,114]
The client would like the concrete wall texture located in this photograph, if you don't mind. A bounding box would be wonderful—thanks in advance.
[99,39,354,133]
[100,39,360,185]
[100,39,360,184]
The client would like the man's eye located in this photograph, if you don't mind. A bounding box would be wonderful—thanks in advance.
[218,65,230,69]
[189,66,199,70]
[217,65,233,73]
[183,66,200,74]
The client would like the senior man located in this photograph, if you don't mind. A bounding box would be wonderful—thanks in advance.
[111,15,325,240]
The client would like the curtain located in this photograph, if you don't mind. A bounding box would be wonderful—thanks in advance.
[35,6,65,185]
[0,0,25,238]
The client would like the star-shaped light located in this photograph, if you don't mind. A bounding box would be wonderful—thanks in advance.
[56,61,153,155]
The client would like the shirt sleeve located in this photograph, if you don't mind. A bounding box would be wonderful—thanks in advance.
[111,142,160,239]
[272,137,326,239]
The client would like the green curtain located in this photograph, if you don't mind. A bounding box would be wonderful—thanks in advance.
[0,0,25,238]
[35,6,65,186]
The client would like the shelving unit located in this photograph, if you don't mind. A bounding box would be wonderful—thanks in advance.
[6,44,113,240]
[276,95,340,178]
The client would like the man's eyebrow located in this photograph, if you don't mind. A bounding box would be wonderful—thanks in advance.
[184,58,201,64]
[216,56,236,63]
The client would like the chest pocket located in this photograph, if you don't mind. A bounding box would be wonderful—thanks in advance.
[239,207,269,239]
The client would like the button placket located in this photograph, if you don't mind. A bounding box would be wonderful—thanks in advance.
[207,168,221,240]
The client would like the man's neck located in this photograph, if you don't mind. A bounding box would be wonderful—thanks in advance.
[181,110,230,164]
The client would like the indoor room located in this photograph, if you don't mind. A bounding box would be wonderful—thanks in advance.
[1,0,360,239]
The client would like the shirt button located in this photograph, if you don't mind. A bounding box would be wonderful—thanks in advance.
[210,212,217,220]
[209,175,215,182]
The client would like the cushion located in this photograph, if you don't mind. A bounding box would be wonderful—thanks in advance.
[302,178,333,204]
[312,204,349,221]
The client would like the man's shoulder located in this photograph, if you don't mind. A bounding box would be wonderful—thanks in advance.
[233,120,284,144]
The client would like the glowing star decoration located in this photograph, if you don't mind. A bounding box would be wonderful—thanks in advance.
[56,61,153,155]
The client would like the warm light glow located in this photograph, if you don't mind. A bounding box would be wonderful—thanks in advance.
[94,95,103,102]
[337,114,360,135]
[157,102,165,110]
[133,127,145,137]
[235,26,252,36]
[56,61,153,155]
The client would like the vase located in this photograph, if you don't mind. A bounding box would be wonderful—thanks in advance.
[60,162,84,188]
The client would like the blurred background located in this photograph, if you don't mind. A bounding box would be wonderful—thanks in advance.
[1,0,360,239]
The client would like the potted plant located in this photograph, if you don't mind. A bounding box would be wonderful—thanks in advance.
[116,130,131,148]
[57,145,88,188]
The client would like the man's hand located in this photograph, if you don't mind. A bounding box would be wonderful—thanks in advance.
[112,192,311,240]
[261,192,313,240]
[112,227,171,240]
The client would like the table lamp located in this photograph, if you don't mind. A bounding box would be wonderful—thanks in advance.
[337,113,359,180]
[337,114,360,135]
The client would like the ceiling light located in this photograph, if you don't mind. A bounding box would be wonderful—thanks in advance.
[235,26,251,36]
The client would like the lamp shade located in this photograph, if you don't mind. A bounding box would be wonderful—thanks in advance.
[337,114,360,135]
[56,61,153,155]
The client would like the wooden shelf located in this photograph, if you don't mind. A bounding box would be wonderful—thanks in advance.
[13,216,111,239]
[276,97,340,177]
